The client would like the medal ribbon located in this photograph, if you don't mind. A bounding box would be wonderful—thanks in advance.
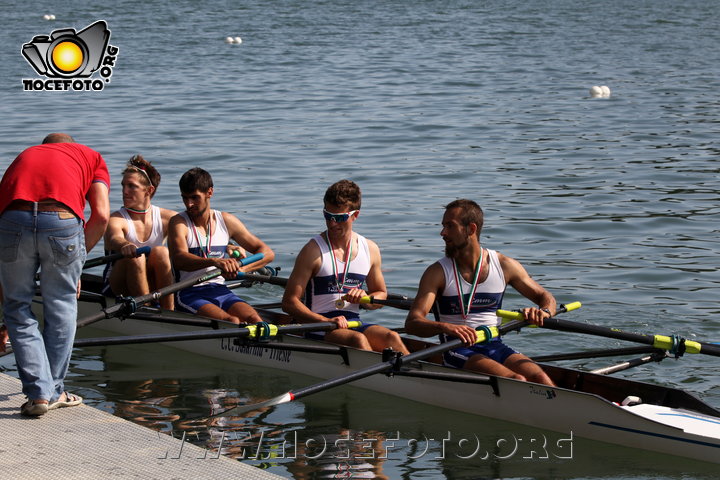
[191,216,212,259]
[326,232,353,294]
[451,247,483,319]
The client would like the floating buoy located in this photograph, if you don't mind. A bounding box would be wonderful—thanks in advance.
[224,36,243,45]
[590,85,611,98]
[234,36,242,44]
[224,37,234,44]
[43,14,56,20]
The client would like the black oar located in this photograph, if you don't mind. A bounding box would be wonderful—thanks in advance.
[76,252,265,328]
[74,320,363,347]
[83,246,151,269]
[234,272,410,304]
[215,318,529,416]
[496,307,720,358]
[234,270,288,287]
[359,295,413,310]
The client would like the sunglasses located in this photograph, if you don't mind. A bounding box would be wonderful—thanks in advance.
[323,209,358,223]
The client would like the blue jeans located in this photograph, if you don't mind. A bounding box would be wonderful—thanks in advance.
[0,209,86,402]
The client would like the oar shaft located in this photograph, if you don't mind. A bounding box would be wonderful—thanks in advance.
[77,253,265,328]
[235,271,288,287]
[290,319,526,401]
[541,317,720,358]
[359,296,413,310]
[496,305,720,358]
[83,246,151,269]
[75,320,363,347]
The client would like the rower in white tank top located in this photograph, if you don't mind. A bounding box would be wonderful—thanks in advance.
[102,205,165,292]
[175,209,230,286]
[304,232,371,320]
[436,249,506,342]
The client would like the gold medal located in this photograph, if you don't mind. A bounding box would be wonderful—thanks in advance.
[335,298,346,309]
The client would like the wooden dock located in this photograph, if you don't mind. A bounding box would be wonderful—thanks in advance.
[0,372,284,479]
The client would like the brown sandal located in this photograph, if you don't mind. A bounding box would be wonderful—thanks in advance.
[21,400,49,417]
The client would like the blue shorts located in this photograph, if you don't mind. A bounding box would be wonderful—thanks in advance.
[177,283,245,314]
[443,338,519,369]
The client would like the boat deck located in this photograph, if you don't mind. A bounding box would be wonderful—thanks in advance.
[0,372,284,479]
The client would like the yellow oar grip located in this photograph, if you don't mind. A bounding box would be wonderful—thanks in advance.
[347,320,363,329]
[246,324,279,339]
[475,326,499,344]
[653,335,702,354]
[496,309,522,320]
[358,296,372,304]
[564,301,582,312]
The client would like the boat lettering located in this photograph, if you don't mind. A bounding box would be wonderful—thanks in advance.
[268,348,292,363]
[220,338,264,357]
[219,339,291,362]
[529,385,557,400]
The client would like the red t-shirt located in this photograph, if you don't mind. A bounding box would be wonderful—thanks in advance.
[0,143,110,220]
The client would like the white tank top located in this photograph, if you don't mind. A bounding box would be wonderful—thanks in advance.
[176,210,230,285]
[303,232,371,319]
[436,249,506,330]
[117,205,164,247]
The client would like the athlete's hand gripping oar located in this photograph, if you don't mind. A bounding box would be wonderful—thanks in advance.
[76,253,264,328]
[214,318,530,416]
[496,301,582,325]
[497,306,720,358]
[83,246,151,269]
[75,320,363,347]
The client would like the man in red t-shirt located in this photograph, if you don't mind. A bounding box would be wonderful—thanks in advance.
[0,133,110,417]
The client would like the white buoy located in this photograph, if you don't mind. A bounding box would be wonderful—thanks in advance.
[589,86,603,98]
[224,36,234,44]
[49,14,56,20]
[234,36,243,44]
[600,85,611,98]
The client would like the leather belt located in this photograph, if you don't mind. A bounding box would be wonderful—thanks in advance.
[6,199,75,214]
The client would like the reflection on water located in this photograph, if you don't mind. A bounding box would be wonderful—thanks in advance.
[14,342,705,480]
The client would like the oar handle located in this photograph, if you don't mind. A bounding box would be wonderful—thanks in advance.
[359,295,414,310]
[496,301,582,323]
[83,246,151,269]
[237,252,264,266]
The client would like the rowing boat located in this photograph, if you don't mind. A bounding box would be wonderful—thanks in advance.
[43,274,720,463]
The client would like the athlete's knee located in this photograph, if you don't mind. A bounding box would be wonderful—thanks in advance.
[225,315,242,324]
[351,335,372,350]
[511,373,527,381]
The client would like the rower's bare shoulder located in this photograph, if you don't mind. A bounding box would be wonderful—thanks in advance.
[291,240,322,277]
[159,207,178,221]
[419,261,446,288]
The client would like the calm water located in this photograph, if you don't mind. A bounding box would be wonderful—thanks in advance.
[1,0,719,478]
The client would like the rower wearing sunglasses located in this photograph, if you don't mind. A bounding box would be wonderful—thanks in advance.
[282,180,409,355]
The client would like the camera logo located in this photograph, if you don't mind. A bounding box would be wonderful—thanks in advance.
[21,20,119,91]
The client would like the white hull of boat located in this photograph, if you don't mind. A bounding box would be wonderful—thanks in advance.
[72,300,720,464]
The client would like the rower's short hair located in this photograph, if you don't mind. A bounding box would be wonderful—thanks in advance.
[445,199,484,237]
[179,167,213,193]
[324,179,361,210]
[124,154,160,195]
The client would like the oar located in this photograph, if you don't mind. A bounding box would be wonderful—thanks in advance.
[234,270,288,287]
[74,320,363,347]
[76,252,264,328]
[215,318,529,416]
[359,295,413,310]
[83,246,151,269]
[496,306,720,358]
[232,272,411,305]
